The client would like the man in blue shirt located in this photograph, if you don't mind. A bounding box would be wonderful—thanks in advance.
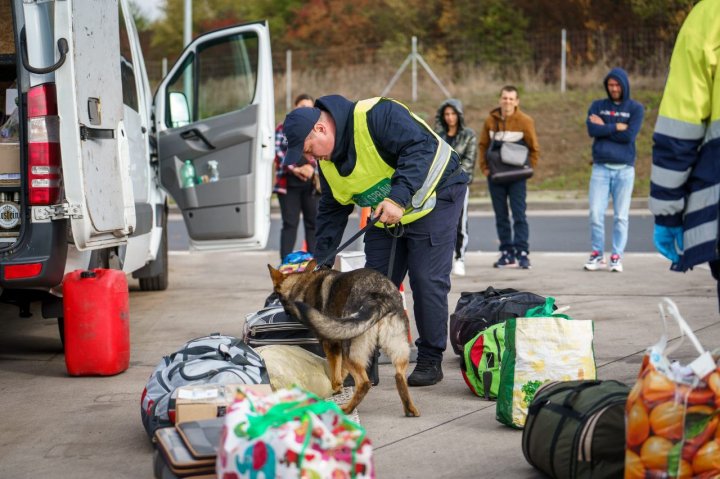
[584,68,644,273]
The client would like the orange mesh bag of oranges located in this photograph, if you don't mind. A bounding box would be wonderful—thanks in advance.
[625,298,720,479]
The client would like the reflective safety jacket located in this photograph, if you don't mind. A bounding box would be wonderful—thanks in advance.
[649,0,720,271]
[319,97,453,225]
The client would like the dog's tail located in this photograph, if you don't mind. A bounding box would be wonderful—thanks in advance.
[291,299,391,340]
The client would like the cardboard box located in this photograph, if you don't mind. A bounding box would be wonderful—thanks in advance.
[175,383,272,425]
[0,143,19,175]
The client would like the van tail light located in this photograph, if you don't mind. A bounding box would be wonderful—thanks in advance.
[27,83,61,205]
[4,262,43,280]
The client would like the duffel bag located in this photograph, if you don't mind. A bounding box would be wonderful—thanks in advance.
[140,334,269,439]
[449,287,548,355]
[522,379,630,479]
[462,322,505,400]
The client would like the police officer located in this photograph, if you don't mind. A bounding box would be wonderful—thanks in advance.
[282,95,467,386]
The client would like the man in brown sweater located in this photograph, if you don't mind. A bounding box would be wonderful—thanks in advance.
[479,85,540,269]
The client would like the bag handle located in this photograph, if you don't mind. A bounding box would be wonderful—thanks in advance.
[523,297,570,319]
[658,298,715,379]
[660,298,703,355]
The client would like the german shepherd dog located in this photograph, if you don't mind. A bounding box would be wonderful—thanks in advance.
[268,260,420,417]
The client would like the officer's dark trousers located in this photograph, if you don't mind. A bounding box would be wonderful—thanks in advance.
[364,183,465,362]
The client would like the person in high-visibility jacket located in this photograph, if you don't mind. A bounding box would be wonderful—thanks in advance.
[282,95,468,386]
[650,0,720,307]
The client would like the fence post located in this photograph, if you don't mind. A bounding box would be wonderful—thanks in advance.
[161,57,167,78]
[285,49,292,113]
[411,36,418,102]
[561,28,567,93]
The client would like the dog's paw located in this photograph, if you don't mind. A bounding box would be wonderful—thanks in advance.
[405,407,421,418]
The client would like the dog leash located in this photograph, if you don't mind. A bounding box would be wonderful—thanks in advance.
[313,215,381,271]
[313,215,403,277]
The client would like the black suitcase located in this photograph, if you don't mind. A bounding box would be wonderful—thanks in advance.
[243,301,325,357]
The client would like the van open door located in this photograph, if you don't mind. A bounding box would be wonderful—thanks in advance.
[52,0,136,250]
[155,22,274,251]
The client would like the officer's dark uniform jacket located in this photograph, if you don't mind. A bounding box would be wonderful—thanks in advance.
[650,0,720,272]
[313,95,467,262]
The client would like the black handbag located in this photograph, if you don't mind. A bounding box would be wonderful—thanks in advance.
[487,122,534,184]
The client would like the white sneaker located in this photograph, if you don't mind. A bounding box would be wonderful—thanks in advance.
[609,254,623,272]
[584,251,606,271]
[453,260,466,276]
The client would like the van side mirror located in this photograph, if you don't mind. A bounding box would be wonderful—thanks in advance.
[168,92,190,128]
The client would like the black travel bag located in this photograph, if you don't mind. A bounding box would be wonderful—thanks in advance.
[449,287,548,355]
[243,296,325,357]
[522,379,630,479]
[243,294,379,385]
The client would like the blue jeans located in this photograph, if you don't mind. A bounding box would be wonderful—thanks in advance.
[487,179,529,253]
[588,163,635,256]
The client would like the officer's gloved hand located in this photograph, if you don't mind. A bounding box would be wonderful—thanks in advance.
[653,225,683,264]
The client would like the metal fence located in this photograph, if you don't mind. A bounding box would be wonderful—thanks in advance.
[144,26,677,105]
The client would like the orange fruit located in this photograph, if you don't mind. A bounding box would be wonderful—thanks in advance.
[676,459,693,479]
[627,381,643,413]
[683,406,719,461]
[640,435,673,471]
[707,372,720,395]
[692,439,720,474]
[625,449,645,479]
[627,402,650,447]
[642,370,676,405]
[649,401,685,440]
[677,385,716,406]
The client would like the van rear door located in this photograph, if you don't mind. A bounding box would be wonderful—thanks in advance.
[52,0,135,250]
[154,22,274,251]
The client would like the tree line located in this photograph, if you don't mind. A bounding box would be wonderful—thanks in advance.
[137,0,697,72]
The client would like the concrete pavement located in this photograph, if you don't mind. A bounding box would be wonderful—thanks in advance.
[0,250,717,478]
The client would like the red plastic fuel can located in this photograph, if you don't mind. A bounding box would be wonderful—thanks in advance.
[63,268,130,376]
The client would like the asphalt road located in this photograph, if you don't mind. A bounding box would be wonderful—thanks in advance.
[169,209,656,256]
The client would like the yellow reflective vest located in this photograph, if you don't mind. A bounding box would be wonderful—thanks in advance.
[650,0,720,270]
[319,97,453,225]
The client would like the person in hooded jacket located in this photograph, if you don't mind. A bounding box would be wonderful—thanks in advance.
[584,68,644,273]
[281,95,468,387]
[435,99,478,276]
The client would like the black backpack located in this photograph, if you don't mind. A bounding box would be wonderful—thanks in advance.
[522,380,630,479]
[449,287,548,355]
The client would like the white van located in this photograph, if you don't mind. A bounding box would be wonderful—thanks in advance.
[1,0,274,330]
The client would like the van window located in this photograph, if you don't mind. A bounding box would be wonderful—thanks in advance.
[118,4,139,112]
[164,31,259,128]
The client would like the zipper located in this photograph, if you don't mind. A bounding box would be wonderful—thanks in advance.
[247,338,320,346]
[249,324,311,334]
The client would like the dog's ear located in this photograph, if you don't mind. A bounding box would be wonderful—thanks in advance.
[267,264,285,289]
[305,259,317,272]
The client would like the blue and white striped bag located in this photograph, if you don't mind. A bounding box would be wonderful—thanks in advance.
[140,334,269,438]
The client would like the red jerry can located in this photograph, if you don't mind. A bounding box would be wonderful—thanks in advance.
[63,268,130,376]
